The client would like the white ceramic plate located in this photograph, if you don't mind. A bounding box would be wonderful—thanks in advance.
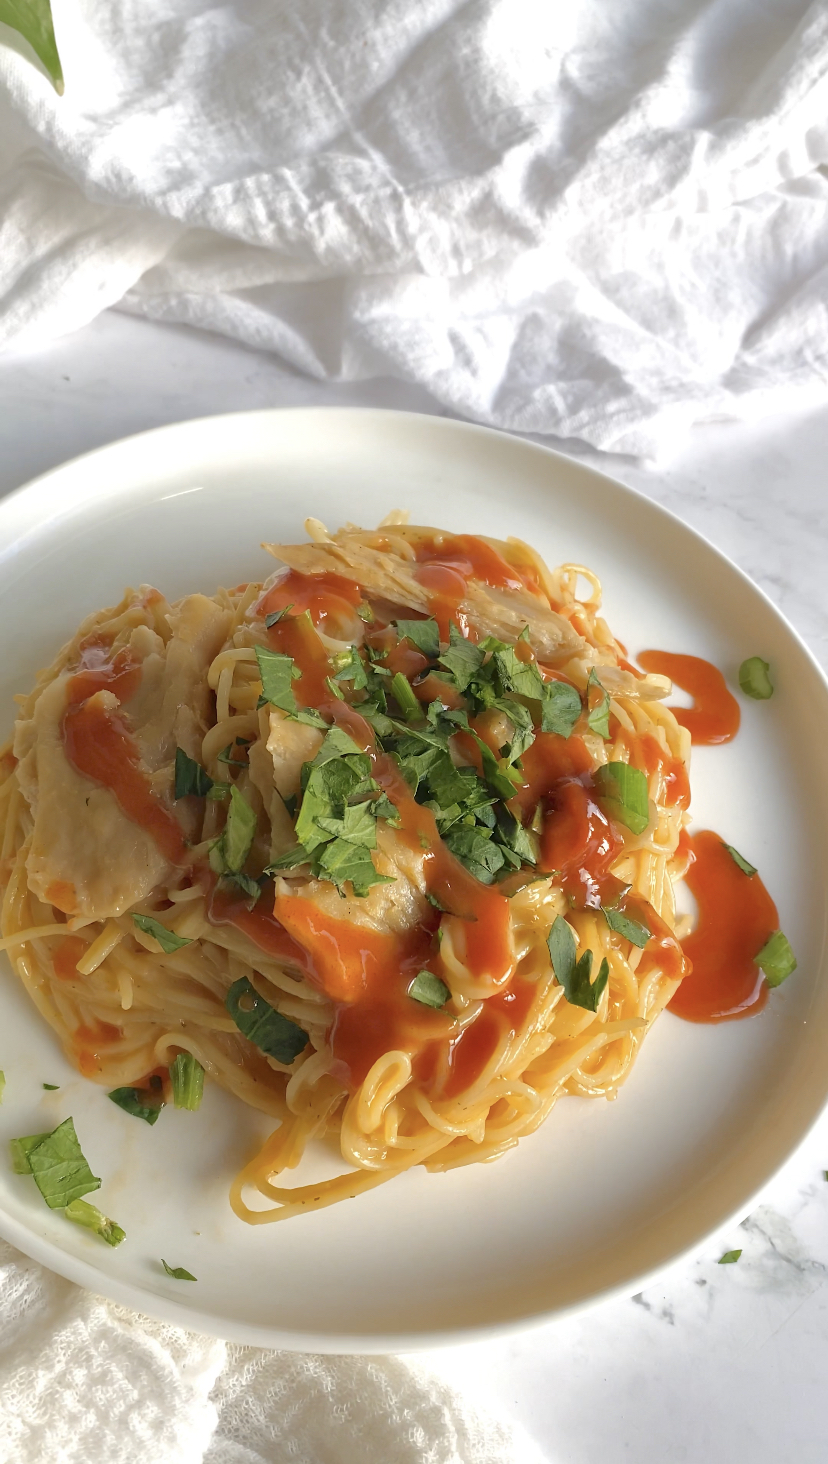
[0,409,825,1353]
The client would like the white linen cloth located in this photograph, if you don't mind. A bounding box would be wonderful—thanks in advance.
[2,0,828,454]
[0,1240,544,1464]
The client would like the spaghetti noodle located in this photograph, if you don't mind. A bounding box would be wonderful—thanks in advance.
[0,514,693,1223]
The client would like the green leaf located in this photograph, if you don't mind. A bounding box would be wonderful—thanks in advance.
[424,749,479,810]
[225,977,309,1063]
[724,844,757,877]
[739,657,773,700]
[409,972,450,1008]
[264,605,293,628]
[217,741,250,768]
[755,930,797,987]
[295,760,366,853]
[25,1117,101,1209]
[370,792,400,825]
[0,0,63,93]
[316,838,395,897]
[593,762,650,836]
[317,801,378,848]
[65,1198,125,1247]
[170,1053,204,1111]
[541,681,582,738]
[10,1133,51,1174]
[469,731,522,802]
[108,1086,163,1126]
[438,628,485,692]
[494,806,537,866]
[266,844,310,873]
[602,906,650,948]
[330,646,368,690]
[132,914,193,955]
[718,1249,742,1265]
[546,916,609,1012]
[443,826,505,885]
[174,747,213,799]
[492,646,545,701]
[356,603,374,623]
[390,671,421,722]
[395,618,440,659]
[42,1083,59,1091]
[209,786,257,875]
[254,645,305,716]
[310,726,364,764]
[586,670,611,740]
[162,1259,197,1281]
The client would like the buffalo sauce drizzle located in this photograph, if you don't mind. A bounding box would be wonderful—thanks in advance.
[637,650,740,745]
[61,643,187,865]
[669,830,776,1022]
[410,532,542,641]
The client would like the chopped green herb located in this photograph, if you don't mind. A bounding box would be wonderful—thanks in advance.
[264,605,293,628]
[409,972,450,1008]
[162,1260,197,1281]
[132,914,193,955]
[217,742,249,767]
[254,644,300,713]
[438,628,485,692]
[206,783,231,802]
[586,670,611,740]
[356,603,374,623]
[169,1053,205,1111]
[491,646,545,702]
[390,671,421,722]
[494,806,537,866]
[593,762,650,836]
[65,1198,125,1247]
[602,906,650,948]
[330,645,368,690]
[23,1117,101,1209]
[221,870,263,903]
[547,916,609,1012]
[10,1133,51,1174]
[316,837,394,898]
[470,731,523,802]
[174,747,213,799]
[443,825,505,884]
[42,1083,59,1091]
[724,844,757,878]
[325,675,345,700]
[395,618,440,659]
[225,977,309,1063]
[739,657,773,700]
[108,1086,163,1125]
[718,1249,742,1265]
[0,0,64,93]
[209,785,257,877]
[755,930,797,987]
[541,681,582,738]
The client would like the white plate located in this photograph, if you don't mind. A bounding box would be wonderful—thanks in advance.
[0,409,825,1353]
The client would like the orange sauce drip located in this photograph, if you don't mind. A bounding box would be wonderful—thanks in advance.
[410,532,532,641]
[52,936,87,981]
[637,651,740,746]
[73,1020,123,1077]
[266,611,333,709]
[259,568,363,639]
[61,647,188,867]
[626,731,690,810]
[668,830,775,1022]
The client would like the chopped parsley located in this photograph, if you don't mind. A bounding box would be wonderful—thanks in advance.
[755,930,797,987]
[42,1083,59,1091]
[395,618,440,659]
[132,914,193,955]
[170,1053,205,1111]
[409,972,450,1008]
[718,1249,742,1265]
[109,1086,164,1125]
[162,1260,197,1281]
[174,747,213,799]
[254,642,326,728]
[724,844,757,877]
[12,1117,101,1209]
[225,977,309,1063]
[738,657,773,700]
[593,762,650,836]
[264,605,293,628]
[547,915,609,1012]
[586,670,611,740]
[602,905,650,948]
[209,786,257,879]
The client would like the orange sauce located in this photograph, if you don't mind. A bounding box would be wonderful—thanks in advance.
[61,647,188,869]
[410,532,533,640]
[52,935,87,981]
[626,731,690,810]
[259,568,363,640]
[637,651,740,746]
[668,830,775,1022]
[266,610,333,709]
[73,1020,123,1077]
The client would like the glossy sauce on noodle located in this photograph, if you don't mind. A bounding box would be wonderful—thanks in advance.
[637,651,740,745]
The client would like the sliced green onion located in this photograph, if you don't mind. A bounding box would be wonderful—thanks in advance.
[169,1053,205,1111]
[738,657,773,700]
[724,844,757,877]
[390,672,421,722]
[65,1198,125,1247]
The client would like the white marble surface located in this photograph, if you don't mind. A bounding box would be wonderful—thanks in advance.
[2,311,827,1464]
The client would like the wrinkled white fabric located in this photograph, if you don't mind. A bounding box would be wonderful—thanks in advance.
[0,1242,544,1464]
[1,0,828,452]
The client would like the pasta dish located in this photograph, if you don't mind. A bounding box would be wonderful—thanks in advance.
[0,513,694,1224]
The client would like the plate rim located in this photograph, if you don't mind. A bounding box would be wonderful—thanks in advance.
[0,405,826,1353]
